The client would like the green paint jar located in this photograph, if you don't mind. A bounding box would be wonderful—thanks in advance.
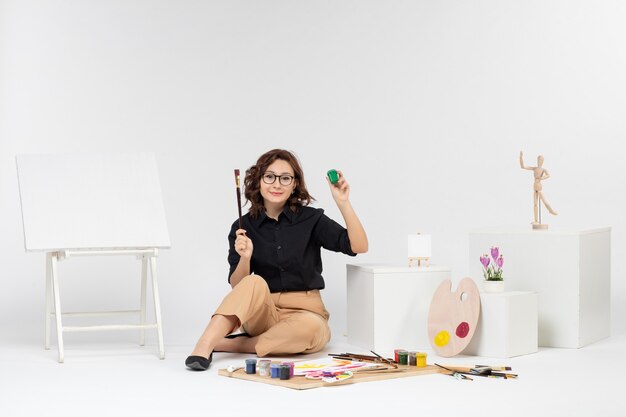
[327,169,339,184]
[398,350,408,365]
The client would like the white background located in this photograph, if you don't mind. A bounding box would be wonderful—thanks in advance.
[1,0,625,350]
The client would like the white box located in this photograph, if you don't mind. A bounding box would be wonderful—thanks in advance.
[469,228,611,348]
[346,264,451,354]
[465,291,538,358]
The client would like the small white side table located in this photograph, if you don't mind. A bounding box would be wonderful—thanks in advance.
[346,264,451,354]
[469,228,610,348]
[465,291,538,358]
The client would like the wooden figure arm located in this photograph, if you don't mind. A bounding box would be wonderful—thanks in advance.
[519,151,532,170]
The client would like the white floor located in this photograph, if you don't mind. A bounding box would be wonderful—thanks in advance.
[3,335,625,417]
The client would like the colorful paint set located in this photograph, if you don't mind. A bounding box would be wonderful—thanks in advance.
[394,349,428,367]
[246,359,295,380]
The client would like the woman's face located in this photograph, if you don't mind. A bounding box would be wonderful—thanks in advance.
[260,159,296,208]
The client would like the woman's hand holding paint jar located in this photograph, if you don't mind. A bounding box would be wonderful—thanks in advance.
[326,169,350,204]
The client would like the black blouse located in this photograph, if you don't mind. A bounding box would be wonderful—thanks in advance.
[228,206,356,292]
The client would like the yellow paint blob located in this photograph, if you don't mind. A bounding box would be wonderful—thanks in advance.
[434,330,450,347]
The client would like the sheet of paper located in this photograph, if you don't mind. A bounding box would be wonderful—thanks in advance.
[293,357,379,376]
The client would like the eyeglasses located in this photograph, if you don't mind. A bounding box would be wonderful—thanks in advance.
[262,172,295,186]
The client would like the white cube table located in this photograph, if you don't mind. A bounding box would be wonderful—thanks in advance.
[469,228,610,348]
[465,291,538,358]
[346,264,451,354]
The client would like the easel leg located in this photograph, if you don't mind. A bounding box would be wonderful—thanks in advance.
[149,257,165,359]
[50,253,64,363]
[139,257,147,346]
[45,253,52,350]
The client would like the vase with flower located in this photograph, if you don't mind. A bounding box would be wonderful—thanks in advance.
[480,247,505,293]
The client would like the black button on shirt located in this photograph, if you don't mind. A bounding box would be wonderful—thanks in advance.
[228,206,356,293]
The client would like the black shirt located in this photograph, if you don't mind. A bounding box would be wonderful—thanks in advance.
[228,206,356,292]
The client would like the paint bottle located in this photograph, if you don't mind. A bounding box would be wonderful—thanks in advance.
[408,351,417,366]
[270,363,281,378]
[245,358,257,374]
[394,348,406,363]
[416,352,427,368]
[281,361,295,378]
[398,350,408,365]
[258,359,271,376]
[279,365,291,380]
[327,169,339,184]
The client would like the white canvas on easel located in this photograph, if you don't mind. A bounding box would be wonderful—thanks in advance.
[17,152,171,251]
[16,152,171,362]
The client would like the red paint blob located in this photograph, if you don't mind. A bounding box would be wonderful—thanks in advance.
[456,322,470,338]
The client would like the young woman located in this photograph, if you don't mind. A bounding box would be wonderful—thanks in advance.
[185,149,368,370]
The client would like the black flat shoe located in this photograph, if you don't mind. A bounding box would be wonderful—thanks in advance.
[185,353,212,371]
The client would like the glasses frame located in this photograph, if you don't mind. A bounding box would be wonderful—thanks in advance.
[262,172,295,186]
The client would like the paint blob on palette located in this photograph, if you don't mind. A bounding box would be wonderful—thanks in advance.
[427,278,480,357]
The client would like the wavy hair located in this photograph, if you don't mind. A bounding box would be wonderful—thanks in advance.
[244,149,314,218]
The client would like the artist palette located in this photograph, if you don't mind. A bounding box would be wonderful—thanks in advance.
[427,278,480,357]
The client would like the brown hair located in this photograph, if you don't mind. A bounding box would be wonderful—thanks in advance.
[244,149,314,218]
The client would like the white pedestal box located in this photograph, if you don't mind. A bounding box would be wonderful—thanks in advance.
[346,264,451,354]
[469,228,611,348]
[465,291,538,358]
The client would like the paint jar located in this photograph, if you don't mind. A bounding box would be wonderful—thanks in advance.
[258,359,271,376]
[398,350,408,365]
[416,352,427,368]
[394,348,406,363]
[408,351,417,366]
[327,169,339,184]
[281,361,295,378]
[245,358,257,374]
[279,365,291,380]
[270,363,281,378]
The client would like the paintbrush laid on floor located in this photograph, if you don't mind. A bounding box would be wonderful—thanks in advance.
[435,363,474,381]
[436,364,517,379]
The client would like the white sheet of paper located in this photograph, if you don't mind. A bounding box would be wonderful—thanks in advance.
[293,357,379,376]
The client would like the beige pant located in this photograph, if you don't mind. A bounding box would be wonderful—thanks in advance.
[214,275,331,357]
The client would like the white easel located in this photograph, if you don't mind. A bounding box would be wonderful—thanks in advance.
[17,153,171,363]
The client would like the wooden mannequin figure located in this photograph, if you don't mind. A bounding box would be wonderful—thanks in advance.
[520,151,558,230]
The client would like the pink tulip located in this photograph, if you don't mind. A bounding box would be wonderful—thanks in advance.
[491,247,499,261]
[496,255,504,269]
[480,255,490,268]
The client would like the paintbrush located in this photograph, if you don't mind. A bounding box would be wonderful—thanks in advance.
[434,363,473,381]
[331,355,379,363]
[475,365,512,371]
[440,365,493,374]
[370,350,398,369]
[329,354,399,370]
[329,352,397,366]
[352,367,405,374]
[490,372,518,379]
[441,365,516,377]
[329,352,395,362]
[234,169,243,229]
[436,364,516,380]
